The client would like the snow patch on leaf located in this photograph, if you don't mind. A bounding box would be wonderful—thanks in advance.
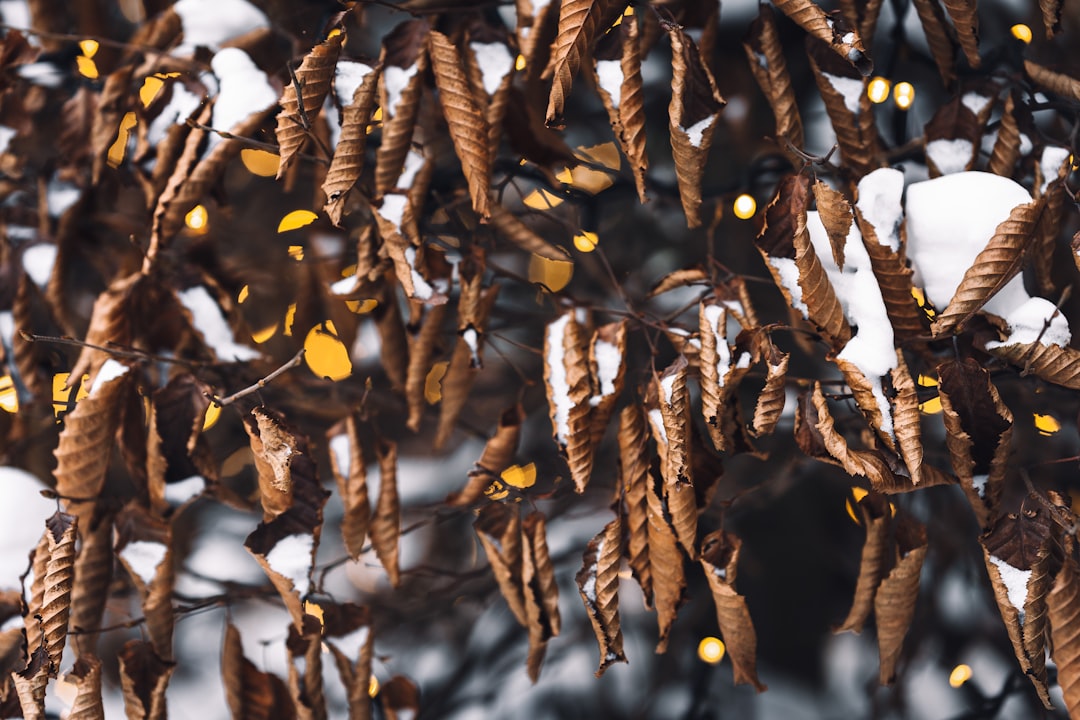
[90,359,129,396]
[986,297,1071,348]
[178,285,261,362]
[989,554,1032,623]
[265,533,314,597]
[121,540,168,584]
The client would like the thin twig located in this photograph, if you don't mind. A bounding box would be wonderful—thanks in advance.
[185,119,330,165]
[209,348,306,407]
[0,24,204,71]
[1020,285,1072,375]
[19,331,203,367]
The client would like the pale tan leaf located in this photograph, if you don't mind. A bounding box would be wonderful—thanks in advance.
[854,206,926,340]
[522,511,560,682]
[890,354,924,484]
[65,656,104,720]
[428,30,491,219]
[223,622,295,719]
[836,494,890,633]
[114,505,174,661]
[488,204,570,261]
[374,20,429,198]
[592,13,648,201]
[806,39,882,177]
[475,504,527,627]
[381,676,420,720]
[655,357,697,558]
[30,511,77,675]
[118,640,172,720]
[371,439,401,587]
[924,96,980,177]
[875,517,927,684]
[908,0,957,85]
[546,0,622,127]
[743,5,804,149]
[647,471,686,653]
[588,320,627,446]
[1025,60,1080,102]
[576,516,627,676]
[1048,554,1080,717]
[13,646,48,719]
[813,180,853,268]
[544,310,594,493]
[70,515,113,651]
[751,340,789,437]
[700,530,766,690]
[405,303,448,431]
[286,615,326,720]
[327,416,370,560]
[647,267,710,297]
[773,0,873,74]
[940,0,980,67]
[619,404,653,607]
[932,198,1046,336]
[668,25,725,228]
[247,407,299,522]
[1040,0,1063,37]
[324,62,381,226]
[276,33,343,178]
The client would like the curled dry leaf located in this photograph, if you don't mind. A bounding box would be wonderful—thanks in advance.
[700,530,766,691]
[854,208,926,342]
[813,180,853,268]
[980,507,1055,708]
[655,357,697,558]
[70,515,114,650]
[376,281,411,392]
[488,203,570,261]
[875,516,927,684]
[146,372,214,515]
[1024,60,1080,103]
[475,503,527,627]
[247,407,299,522]
[647,267,710,297]
[751,339,789,437]
[986,92,1021,178]
[68,272,141,385]
[322,604,375,720]
[463,20,515,157]
[118,640,173,720]
[14,645,49,719]
[370,439,401,587]
[428,30,491,219]
[667,25,725,228]
[65,655,104,720]
[25,511,77,676]
[1040,0,1063,37]
[588,320,627,446]
[405,303,448,432]
[744,5,804,150]
[1032,178,1067,295]
[223,623,295,720]
[836,493,890,633]
[323,61,380,226]
[276,32,343,178]
[545,0,621,128]
[522,511,561,682]
[806,39,881,178]
[286,615,327,719]
[592,13,648,201]
[936,358,1011,527]
[924,96,980,177]
[328,416,370,560]
[890,354,924,485]
[940,0,979,67]
[381,675,421,720]
[576,516,627,676]
[375,20,429,198]
[544,311,594,492]
[809,384,907,493]
[772,0,873,75]
[435,282,499,449]
[932,197,1046,336]
[449,405,524,506]
[114,505,175,661]
[619,404,653,606]
[647,471,686,653]
[1049,554,1080,718]
[908,0,957,85]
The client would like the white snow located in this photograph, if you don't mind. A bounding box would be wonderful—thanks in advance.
[397,148,425,190]
[329,433,351,479]
[164,475,205,505]
[384,63,419,118]
[208,49,276,155]
[856,167,904,251]
[147,83,202,147]
[906,172,1033,315]
[546,313,573,444]
[681,115,716,148]
[0,1,30,37]
[647,408,667,444]
[46,177,79,218]
[823,73,864,114]
[581,538,603,605]
[177,285,261,362]
[120,540,168,585]
[1040,146,1071,194]
[379,194,407,232]
[0,311,12,349]
[22,244,56,288]
[960,92,992,118]
[0,467,57,590]
[332,625,369,659]
[972,473,988,495]
[589,339,621,406]
[703,304,732,388]
[335,61,375,108]
[807,210,897,438]
[736,352,752,368]
[926,139,974,175]
[767,256,809,315]
[463,328,480,365]
[264,533,314,597]
[988,555,1031,623]
[89,359,129,396]
[403,246,434,300]
[986,297,1071,348]
[470,42,514,96]
[16,62,64,88]
[173,0,270,55]
[0,125,15,154]
[1019,133,1033,157]
[330,274,357,295]
[660,373,677,406]
[596,59,623,108]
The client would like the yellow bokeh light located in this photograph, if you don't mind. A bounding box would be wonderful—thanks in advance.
[303,321,352,381]
[139,76,164,106]
[425,361,449,404]
[575,142,621,171]
[79,39,99,58]
[76,55,99,79]
[241,148,280,177]
[346,298,379,314]
[528,254,573,292]
[203,402,221,431]
[501,463,537,489]
[327,27,343,40]
[732,194,757,220]
[237,285,249,304]
[0,375,17,413]
[107,112,138,167]
[949,663,972,688]
[851,487,869,503]
[1010,24,1033,43]
[574,231,598,253]
[284,303,297,336]
[515,54,526,71]
[278,209,319,233]
[485,480,510,500]
[893,82,915,110]
[916,374,938,387]
[919,396,943,415]
[185,204,209,233]
[845,498,861,525]
[251,323,278,344]
[697,637,726,664]
[523,188,564,210]
[372,107,383,123]
[303,599,325,626]
[368,675,379,697]
[1034,413,1061,436]
[52,373,89,417]
[867,77,891,104]
[288,245,305,261]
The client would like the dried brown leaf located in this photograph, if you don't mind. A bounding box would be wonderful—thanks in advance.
[588,320,627,446]
[286,615,326,720]
[619,405,653,606]
[1049,555,1080,717]
[987,92,1021,178]
[647,267,710,297]
[475,504,527,627]
[1032,178,1066,295]
[68,272,141,384]
[700,530,766,691]
[435,282,499,449]
[522,511,560,682]
[576,516,627,676]
[810,384,907,492]
[276,33,343,178]
[370,439,401,587]
[655,357,697,558]
[854,206,926,341]
[324,62,380,226]
[813,180,853,268]
[381,676,420,720]
[1040,0,1063,37]
[592,14,648,201]
[924,96,980,176]
[940,0,979,67]
[751,340,789,437]
[836,495,890,633]
[375,20,429,198]
[118,640,172,720]
[546,0,621,127]
[1025,60,1080,102]
[23,512,77,677]
[647,471,686,653]
[65,656,104,720]
[743,5,804,149]
[544,311,594,493]
[987,336,1080,390]
[932,197,1046,336]
[428,30,491,219]
[806,39,881,177]
[375,281,411,392]
[773,0,873,74]
[114,506,174,661]
[909,0,957,85]
[891,354,924,485]
[147,373,213,515]
[223,623,295,720]
[668,25,725,228]
[405,303,448,431]
[247,407,299,522]
[876,518,927,684]
[70,515,113,650]
[488,204,570,261]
